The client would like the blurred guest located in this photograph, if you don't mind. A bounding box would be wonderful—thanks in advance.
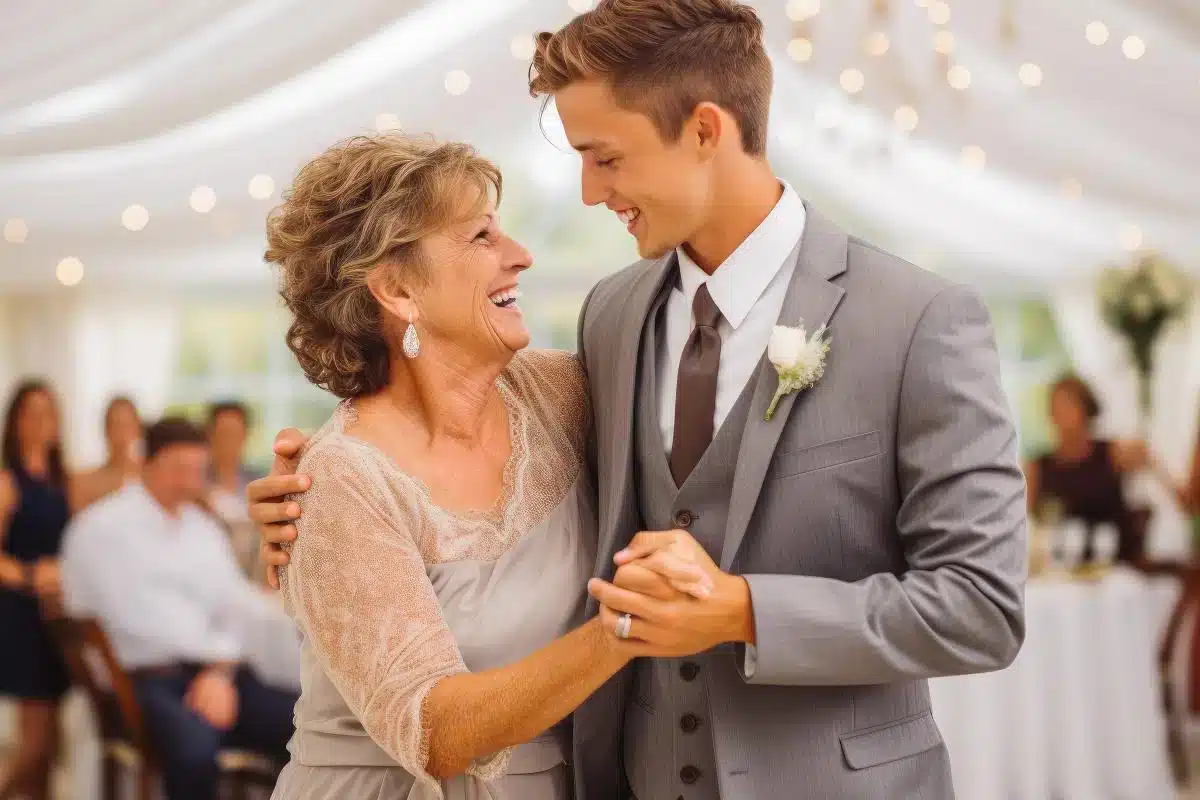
[73,395,143,510]
[0,381,71,800]
[206,401,263,578]
[1026,374,1149,562]
[61,418,296,800]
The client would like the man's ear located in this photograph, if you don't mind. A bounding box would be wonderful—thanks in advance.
[691,102,725,160]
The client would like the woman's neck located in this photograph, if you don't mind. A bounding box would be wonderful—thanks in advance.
[366,344,508,445]
[1056,430,1093,460]
[106,450,140,476]
[212,458,242,491]
[21,446,48,479]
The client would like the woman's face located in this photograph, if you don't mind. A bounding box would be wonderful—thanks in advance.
[17,389,59,453]
[410,196,533,359]
[107,402,142,459]
[1050,386,1089,436]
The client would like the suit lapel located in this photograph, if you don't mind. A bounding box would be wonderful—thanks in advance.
[720,205,849,571]
[594,254,677,577]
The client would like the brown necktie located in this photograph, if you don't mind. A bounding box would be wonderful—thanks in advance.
[670,283,723,485]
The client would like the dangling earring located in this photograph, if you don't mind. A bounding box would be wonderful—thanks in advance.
[403,312,421,359]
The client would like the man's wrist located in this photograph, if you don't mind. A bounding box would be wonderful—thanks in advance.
[720,574,757,645]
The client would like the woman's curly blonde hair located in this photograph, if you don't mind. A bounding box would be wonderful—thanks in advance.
[266,134,502,398]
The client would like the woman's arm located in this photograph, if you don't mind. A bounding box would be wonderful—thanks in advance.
[1024,460,1039,513]
[1110,439,1150,473]
[0,472,25,589]
[281,442,629,784]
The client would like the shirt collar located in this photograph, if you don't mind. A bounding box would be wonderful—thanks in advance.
[675,180,806,329]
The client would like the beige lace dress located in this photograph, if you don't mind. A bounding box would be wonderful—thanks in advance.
[271,349,596,800]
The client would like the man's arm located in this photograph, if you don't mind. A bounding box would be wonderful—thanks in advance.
[740,284,1027,686]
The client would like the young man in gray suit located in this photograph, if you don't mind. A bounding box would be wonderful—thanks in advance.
[250,1,1026,797]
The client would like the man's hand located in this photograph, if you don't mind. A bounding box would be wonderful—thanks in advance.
[588,530,756,658]
[247,429,312,589]
[186,667,239,731]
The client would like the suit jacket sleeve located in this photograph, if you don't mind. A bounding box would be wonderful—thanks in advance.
[740,284,1027,686]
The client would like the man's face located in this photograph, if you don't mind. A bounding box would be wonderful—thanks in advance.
[148,443,211,505]
[554,80,713,260]
[209,410,247,463]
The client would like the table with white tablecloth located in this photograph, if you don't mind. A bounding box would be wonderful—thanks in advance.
[930,569,1179,800]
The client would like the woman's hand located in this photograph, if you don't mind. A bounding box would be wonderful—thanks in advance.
[1112,439,1150,473]
[31,558,61,599]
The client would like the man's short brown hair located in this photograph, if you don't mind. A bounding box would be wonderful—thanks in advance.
[529,0,772,156]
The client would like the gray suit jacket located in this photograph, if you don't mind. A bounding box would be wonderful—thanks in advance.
[571,205,1027,799]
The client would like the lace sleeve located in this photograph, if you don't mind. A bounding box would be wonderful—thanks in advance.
[278,437,485,788]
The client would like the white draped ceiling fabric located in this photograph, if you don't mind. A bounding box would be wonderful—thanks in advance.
[0,0,1196,289]
[0,0,1197,511]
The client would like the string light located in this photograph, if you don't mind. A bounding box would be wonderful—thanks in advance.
[510,35,536,61]
[865,32,890,56]
[189,186,216,214]
[121,205,149,231]
[1061,177,1084,199]
[786,0,820,22]
[961,145,987,172]
[444,70,471,95]
[894,105,919,132]
[928,2,951,25]
[934,30,955,54]
[787,37,814,62]
[1086,21,1109,45]
[248,174,276,200]
[840,68,865,94]
[374,113,401,131]
[1122,36,1145,60]
[1019,63,1043,87]
[56,257,84,286]
[915,0,931,7]
[947,64,971,90]
[3,218,28,244]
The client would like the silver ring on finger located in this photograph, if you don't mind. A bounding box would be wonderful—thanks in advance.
[615,612,633,640]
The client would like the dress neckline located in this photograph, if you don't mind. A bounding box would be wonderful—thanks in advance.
[332,371,530,529]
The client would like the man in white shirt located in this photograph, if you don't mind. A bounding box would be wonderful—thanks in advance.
[62,418,297,800]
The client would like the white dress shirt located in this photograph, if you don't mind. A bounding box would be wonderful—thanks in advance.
[654,181,805,676]
[61,483,259,670]
[657,181,807,451]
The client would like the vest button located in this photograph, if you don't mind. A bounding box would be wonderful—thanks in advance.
[680,713,701,733]
[680,765,702,784]
[679,662,700,681]
[673,510,694,528]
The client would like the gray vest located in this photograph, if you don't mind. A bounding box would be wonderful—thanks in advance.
[623,283,755,800]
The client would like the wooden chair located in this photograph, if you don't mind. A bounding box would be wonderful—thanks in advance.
[50,618,283,800]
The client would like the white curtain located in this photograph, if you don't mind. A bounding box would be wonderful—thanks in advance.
[71,292,181,467]
[1050,286,1200,558]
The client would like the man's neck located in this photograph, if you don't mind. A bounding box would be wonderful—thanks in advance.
[142,481,183,518]
[681,157,782,275]
[212,459,241,489]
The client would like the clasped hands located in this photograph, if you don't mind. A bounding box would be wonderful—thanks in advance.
[589,530,756,659]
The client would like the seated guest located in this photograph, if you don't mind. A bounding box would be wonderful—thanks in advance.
[60,418,297,800]
[205,401,263,579]
[1025,374,1149,562]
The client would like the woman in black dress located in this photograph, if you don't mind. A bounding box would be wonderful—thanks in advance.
[1025,375,1149,563]
[0,380,72,800]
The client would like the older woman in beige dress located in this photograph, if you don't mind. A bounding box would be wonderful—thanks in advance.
[262,134,706,800]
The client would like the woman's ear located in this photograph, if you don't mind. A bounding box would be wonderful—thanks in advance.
[367,264,418,325]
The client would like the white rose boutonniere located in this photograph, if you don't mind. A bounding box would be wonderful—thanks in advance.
[764,323,830,421]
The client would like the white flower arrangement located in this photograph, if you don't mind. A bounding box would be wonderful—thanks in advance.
[1098,253,1191,411]
[764,323,830,421]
